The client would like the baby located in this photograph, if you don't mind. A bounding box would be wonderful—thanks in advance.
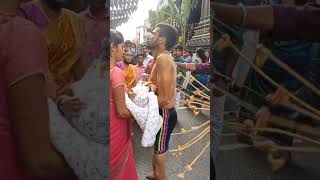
[125,81,163,147]
[49,59,108,180]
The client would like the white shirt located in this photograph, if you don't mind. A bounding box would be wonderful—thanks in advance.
[143,54,154,67]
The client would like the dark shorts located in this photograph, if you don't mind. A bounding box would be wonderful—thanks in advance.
[154,108,177,154]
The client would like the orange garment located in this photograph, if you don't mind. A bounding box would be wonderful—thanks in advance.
[45,9,85,96]
[124,64,137,90]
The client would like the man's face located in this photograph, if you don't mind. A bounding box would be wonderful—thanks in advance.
[174,48,183,57]
[148,27,161,50]
[124,51,133,64]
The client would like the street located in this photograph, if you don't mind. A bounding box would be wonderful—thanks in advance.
[132,108,210,180]
[216,99,320,180]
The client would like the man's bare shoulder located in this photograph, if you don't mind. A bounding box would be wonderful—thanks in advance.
[156,53,174,65]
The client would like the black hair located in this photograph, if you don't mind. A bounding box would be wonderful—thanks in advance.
[136,53,144,57]
[124,49,131,53]
[125,40,132,45]
[196,48,207,63]
[103,29,123,62]
[174,44,183,51]
[156,23,178,51]
[110,29,124,46]
[44,0,69,11]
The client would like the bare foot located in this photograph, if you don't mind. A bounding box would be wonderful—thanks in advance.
[146,171,155,179]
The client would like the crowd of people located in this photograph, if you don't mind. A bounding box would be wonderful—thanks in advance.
[211,0,320,179]
[110,22,212,179]
[3,0,318,179]
[1,0,108,179]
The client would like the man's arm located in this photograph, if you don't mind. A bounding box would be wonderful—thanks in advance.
[211,2,320,41]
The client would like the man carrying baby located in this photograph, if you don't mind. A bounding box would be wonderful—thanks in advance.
[146,23,178,180]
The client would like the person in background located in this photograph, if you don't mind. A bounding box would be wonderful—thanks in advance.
[80,0,109,69]
[183,50,192,62]
[144,58,155,75]
[123,49,138,90]
[131,43,137,57]
[110,30,138,180]
[20,0,86,97]
[0,0,76,179]
[20,0,88,122]
[195,48,208,64]
[125,40,132,49]
[173,44,186,109]
[142,45,154,68]
[135,53,146,81]
[173,44,185,63]
[194,48,209,87]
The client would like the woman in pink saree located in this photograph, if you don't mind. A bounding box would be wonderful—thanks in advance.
[110,30,138,180]
[0,0,75,179]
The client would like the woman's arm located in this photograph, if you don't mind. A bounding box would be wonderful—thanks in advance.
[176,63,197,72]
[176,63,212,75]
[113,85,133,119]
[9,74,76,180]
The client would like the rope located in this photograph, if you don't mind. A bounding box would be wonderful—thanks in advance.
[225,122,320,146]
[213,21,320,116]
[177,141,210,179]
[170,126,210,152]
[225,124,320,153]
[229,42,320,117]
[171,120,210,135]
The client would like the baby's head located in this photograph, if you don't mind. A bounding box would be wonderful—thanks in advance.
[131,83,150,107]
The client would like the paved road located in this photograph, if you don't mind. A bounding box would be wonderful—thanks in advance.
[216,99,320,180]
[132,109,210,180]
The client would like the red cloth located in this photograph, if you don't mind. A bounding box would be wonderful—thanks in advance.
[110,67,138,180]
[0,12,49,180]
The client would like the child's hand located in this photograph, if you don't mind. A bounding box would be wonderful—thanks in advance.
[128,91,136,100]
[59,96,87,120]
[150,84,157,92]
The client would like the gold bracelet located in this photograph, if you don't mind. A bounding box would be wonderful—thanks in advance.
[185,63,188,70]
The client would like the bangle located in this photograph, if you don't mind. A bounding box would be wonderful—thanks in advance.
[57,102,65,116]
[185,63,188,70]
[238,3,247,26]
[56,96,66,116]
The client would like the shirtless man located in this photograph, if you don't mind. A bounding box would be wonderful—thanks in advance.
[147,24,178,180]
